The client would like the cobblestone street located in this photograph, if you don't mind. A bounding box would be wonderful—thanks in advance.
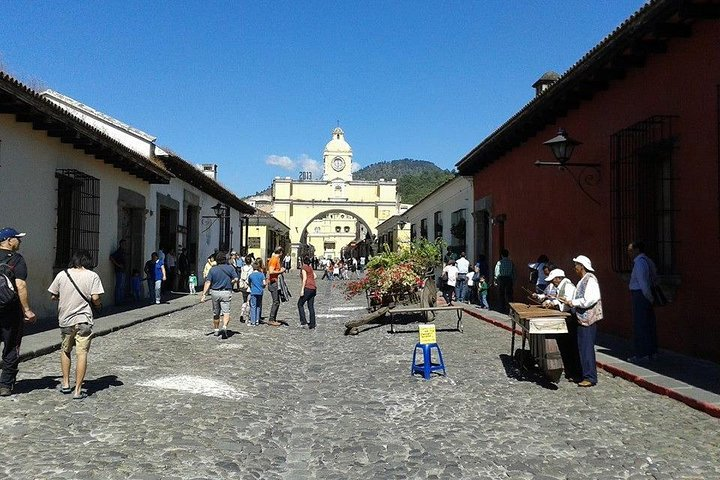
[1,275,719,479]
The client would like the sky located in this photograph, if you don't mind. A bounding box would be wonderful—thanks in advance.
[1,1,646,197]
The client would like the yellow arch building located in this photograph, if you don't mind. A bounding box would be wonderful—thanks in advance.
[263,127,405,263]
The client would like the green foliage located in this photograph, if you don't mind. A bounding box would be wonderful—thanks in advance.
[367,238,445,275]
[354,158,455,204]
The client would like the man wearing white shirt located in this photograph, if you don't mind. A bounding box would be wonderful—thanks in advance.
[540,268,581,381]
[455,252,470,303]
[627,241,658,362]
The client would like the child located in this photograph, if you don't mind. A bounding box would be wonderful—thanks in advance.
[188,272,198,294]
[131,269,142,301]
[478,275,489,309]
[247,260,266,326]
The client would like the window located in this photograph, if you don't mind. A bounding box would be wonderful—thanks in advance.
[420,219,428,239]
[335,226,341,233]
[344,226,350,233]
[611,116,678,274]
[410,225,417,242]
[450,209,467,253]
[434,211,443,239]
[314,227,321,234]
[54,169,100,268]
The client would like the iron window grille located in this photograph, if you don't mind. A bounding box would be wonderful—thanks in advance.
[610,115,678,275]
[54,169,100,268]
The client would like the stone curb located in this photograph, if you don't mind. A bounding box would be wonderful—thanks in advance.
[18,301,199,363]
[463,307,720,419]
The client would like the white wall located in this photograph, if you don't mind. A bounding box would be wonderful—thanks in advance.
[403,176,475,257]
[0,114,152,316]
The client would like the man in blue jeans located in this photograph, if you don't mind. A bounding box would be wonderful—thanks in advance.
[455,252,470,303]
[109,239,127,305]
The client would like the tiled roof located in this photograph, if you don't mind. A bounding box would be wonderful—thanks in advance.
[456,0,716,174]
[0,71,171,183]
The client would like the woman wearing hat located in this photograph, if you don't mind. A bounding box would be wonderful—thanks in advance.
[560,255,603,387]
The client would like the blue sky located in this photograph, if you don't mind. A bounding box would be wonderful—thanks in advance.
[2,1,645,197]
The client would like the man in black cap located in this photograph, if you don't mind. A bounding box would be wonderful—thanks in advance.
[0,227,36,396]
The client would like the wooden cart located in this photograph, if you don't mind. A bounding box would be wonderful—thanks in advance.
[509,302,570,383]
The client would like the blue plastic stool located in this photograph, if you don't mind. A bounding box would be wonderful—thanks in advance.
[411,342,446,379]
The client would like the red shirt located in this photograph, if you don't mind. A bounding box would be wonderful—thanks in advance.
[301,265,316,290]
[267,255,281,283]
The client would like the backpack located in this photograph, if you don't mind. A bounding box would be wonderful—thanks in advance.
[0,253,19,308]
[238,265,252,291]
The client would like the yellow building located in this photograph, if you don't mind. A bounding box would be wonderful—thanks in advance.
[255,127,406,264]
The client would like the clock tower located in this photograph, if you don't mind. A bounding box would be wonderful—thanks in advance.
[322,127,353,181]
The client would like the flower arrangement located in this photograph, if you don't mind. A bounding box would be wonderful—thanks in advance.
[344,238,444,302]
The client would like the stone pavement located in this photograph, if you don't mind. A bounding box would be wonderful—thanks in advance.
[1,275,719,479]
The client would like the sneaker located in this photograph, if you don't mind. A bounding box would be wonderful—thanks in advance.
[155,300,160,304]
[298,323,308,329]
[214,329,220,336]
[0,386,12,397]
[220,328,227,339]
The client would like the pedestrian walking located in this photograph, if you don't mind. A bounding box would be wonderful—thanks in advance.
[297,256,317,329]
[441,259,458,306]
[248,259,266,326]
[627,241,659,363]
[239,256,253,322]
[165,248,177,292]
[560,255,603,387]
[48,249,104,400]
[478,275,489,309]
[266,247,286,327]
[0,227,36,397]
[188,272,198,295]
[200,251,238,339]
[153,252,166,304]
[109,239,127,304]
[494,249,515,314]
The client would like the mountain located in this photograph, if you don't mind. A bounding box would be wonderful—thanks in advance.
[354,158,455,204]
[247,159,455,204]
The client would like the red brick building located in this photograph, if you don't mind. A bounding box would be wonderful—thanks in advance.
[457,0,720,362]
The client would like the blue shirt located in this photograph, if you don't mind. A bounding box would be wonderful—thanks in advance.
[154,259,164,281]
[206,264,238,290]
[248,271,265,295]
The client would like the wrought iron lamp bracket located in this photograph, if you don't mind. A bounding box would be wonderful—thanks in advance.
[534,160,602,205]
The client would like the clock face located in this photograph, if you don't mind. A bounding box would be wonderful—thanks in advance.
[332,157,346,172]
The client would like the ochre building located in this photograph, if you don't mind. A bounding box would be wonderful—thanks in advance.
[256,127,405,264]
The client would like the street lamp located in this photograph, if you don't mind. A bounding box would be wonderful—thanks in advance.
[211,202,226,218]
[534,128,601,205]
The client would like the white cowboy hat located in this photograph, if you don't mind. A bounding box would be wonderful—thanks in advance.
[544,268,566,282]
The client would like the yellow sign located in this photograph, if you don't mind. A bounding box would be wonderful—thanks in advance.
[418,324,437,344]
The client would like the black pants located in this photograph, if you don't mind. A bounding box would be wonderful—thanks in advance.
[297,288,317,329]
[496,276,513,314]
[0,310,23,388]
[268,281,280,321]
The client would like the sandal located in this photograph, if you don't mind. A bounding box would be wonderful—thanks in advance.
[60,386,73,394]
[72,392,88,400]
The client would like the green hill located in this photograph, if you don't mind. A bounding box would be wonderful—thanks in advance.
[354,158,455,204]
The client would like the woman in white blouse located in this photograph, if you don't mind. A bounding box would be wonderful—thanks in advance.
[441,259,459,306]
[560,255,602,387]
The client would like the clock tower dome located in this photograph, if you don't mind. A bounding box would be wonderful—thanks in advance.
[322,127,353,181]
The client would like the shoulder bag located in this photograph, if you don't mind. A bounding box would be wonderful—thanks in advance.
[64,269,102,317]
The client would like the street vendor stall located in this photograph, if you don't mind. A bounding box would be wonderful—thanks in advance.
[509,302,571,383]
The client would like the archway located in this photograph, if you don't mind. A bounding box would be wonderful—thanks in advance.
[298,209,374,260]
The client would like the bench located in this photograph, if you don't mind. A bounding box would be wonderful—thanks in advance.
[387,305,464,334]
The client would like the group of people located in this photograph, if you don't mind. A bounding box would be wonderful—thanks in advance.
[199,247,319,337]
[439,252,490,308]
[320,257,361,281]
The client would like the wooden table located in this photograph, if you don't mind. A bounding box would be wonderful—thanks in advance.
[387,305,464,334]
[509,302,571,383]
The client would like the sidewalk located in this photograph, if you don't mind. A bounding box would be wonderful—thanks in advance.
[19,292,200,362]
[461,303,720,418]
